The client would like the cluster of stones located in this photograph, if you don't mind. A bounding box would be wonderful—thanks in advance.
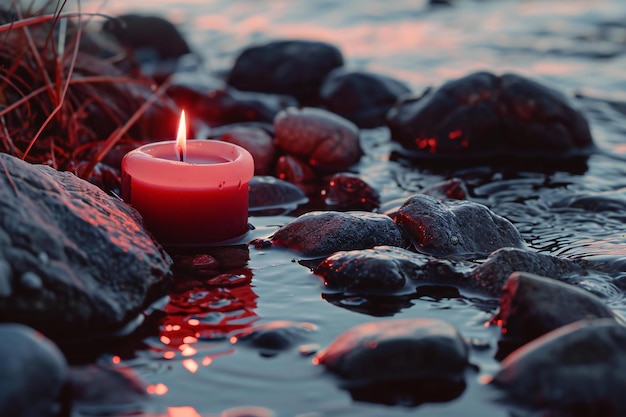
[259,185,626,414]
[0,10,617,417]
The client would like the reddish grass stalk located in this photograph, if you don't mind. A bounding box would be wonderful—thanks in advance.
[80,78,173,180]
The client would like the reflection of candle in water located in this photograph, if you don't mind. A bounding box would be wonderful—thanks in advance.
[121,111,254,246]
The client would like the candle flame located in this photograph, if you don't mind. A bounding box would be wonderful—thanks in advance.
[176,110,187,162]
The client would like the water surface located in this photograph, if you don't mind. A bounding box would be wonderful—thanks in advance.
[76,1,626,416]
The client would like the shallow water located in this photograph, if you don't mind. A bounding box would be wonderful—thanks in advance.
[77,0,626,416]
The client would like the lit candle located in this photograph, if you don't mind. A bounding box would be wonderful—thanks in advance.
[121,111,254,246]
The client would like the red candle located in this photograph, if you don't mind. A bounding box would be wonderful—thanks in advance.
[121,111,254,246]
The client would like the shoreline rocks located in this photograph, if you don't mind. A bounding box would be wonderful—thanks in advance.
[387,71,594,159]
[491,319,626,416]
[0,153,172,340]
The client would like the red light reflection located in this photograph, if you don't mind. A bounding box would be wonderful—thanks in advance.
[156,268,258,361]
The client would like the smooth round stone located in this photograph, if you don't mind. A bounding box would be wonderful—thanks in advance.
[227,39,344,104]
[395,194,525,260]
[230,320,317,357]
[491,319,626,415]
[324,172,381,211]
[320,69,411,128]
[248,176,309,215]
[492,271,616,359]
[220,127,276,175]
[0,323,68,417]
[270,211,405,258]
[274,107,362,171]
[316,318,468,381]
[315,318,469,406]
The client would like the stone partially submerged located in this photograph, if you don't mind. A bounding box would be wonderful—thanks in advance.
[395,194,525,259]
[268,211,405,258]
[314,245,469,295]
[471,247,585,296]
[0,154,172,340]
[491,319,626,416]
[491,271,617,359]
[387,71,594,159]
[315,318,469,406]
[0,323,68,417]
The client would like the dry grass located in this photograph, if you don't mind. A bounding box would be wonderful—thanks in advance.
[0,0,179,187]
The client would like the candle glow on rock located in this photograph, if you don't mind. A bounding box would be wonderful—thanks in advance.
[121,111,254,246]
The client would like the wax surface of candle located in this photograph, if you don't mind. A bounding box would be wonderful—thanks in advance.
[121,140,254,246]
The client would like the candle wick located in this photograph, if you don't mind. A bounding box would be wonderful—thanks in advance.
[177,145,184,162]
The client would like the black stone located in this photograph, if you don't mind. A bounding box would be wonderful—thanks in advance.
[227,40,344,105]
[320,69,411,128]
[0,154,172,340]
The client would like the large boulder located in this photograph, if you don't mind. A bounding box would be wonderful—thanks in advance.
[0,153,172,339]
[387,71,594,159]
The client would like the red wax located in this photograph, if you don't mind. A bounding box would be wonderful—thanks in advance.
[121,140,254,246]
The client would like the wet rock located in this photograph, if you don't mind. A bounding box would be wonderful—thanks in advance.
[171,245,250,276]
[172,253,220,277]
[382,177,469,218]
[168,72,298,127]
[269,211,405,258]
[0,154,172,339]
[548,189,626,212]
[248,176,309,215]
[274,107,362,172]
[275,155,317,185]
[324,172,381,211]
[491,319,626,416]
[491,272,617,360]
[315,318,469,406]
[230,320,317,357]
[320,69,411,128]
[220,127,276,175]
[102,14,192,60]
[314,246,468,295]
[101,14,197,81]
[0,323,68,417]
[422,177,469,201]
[387,71,594,159]
[472,247,585,296]
[69,363,147,415]
[395,194,525,259]
[322,292,418,317]
[227,39,344,104]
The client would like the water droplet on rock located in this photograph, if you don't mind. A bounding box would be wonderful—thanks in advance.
[38,252,49,264]
[20,271,42,291]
